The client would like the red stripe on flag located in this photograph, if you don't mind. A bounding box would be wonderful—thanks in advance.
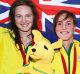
[38,19,42,31]
[37,5,80,15]
[1,0,15,5]
[0,18,10,23]
[75,28,80,34]
[32,0,80,15]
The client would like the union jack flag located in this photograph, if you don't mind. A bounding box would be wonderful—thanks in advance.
[0,0,15,27]
[0,0,80,42]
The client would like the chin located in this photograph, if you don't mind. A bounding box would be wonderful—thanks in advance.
[62,38,70,41]
[20,29,29,32]
[59,37,68,41]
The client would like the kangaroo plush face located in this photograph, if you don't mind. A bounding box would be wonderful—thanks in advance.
[25,30,62,74]
[27,30,56,63]
[29,36,54,63]
[17,30,62,74]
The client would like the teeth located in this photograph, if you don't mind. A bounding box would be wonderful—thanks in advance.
[21,24,28,27]
[61,32,68,34]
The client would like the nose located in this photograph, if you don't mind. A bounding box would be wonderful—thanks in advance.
[22,17,26,23]
[62,24,66,30]
[32,48,36,52]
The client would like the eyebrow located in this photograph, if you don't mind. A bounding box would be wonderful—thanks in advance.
[66,21,72,22]
[57,19,73,22]
[57,21,62,23]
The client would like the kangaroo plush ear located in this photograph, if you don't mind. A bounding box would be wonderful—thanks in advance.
[51,39,63,49]
[32,30,43,43]
[32,30,50,44]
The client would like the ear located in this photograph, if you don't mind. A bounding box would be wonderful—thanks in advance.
[32,30,44,43]
[32,30,51,44]
[51,39,63,49]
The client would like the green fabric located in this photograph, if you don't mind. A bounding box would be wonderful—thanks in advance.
[24,46,28,56]
[63,43,73,74]
[68,43,73,74]
[24,44,32,55]
[52,40,80,74]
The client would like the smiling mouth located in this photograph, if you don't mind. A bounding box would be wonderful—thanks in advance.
[21,24,28,27]
[60,31,69,34]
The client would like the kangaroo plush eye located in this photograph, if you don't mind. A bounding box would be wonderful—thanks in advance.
[44,45,48,50]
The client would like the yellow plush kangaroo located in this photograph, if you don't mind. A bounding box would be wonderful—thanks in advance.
[18,30,62,74]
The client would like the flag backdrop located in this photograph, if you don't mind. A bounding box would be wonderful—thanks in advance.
[0,0,80,43]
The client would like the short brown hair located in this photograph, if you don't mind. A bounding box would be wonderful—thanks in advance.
[53,10,77,31]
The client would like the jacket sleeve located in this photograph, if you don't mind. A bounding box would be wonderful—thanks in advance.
[0,27,9,73]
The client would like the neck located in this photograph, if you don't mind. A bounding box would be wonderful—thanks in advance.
[19,30,31,38]
[19,30,32,46]
[63,37,73,51]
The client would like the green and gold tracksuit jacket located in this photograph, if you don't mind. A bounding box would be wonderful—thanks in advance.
[0,27,29,74]
[52,40,80,74]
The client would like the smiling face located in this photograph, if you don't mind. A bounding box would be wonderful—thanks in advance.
[15,5,34,32]
[55,13,75,41]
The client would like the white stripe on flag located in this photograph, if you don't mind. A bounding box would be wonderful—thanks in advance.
[0,10,10,20]
[39,0,80,8]
[0,1,10,7]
